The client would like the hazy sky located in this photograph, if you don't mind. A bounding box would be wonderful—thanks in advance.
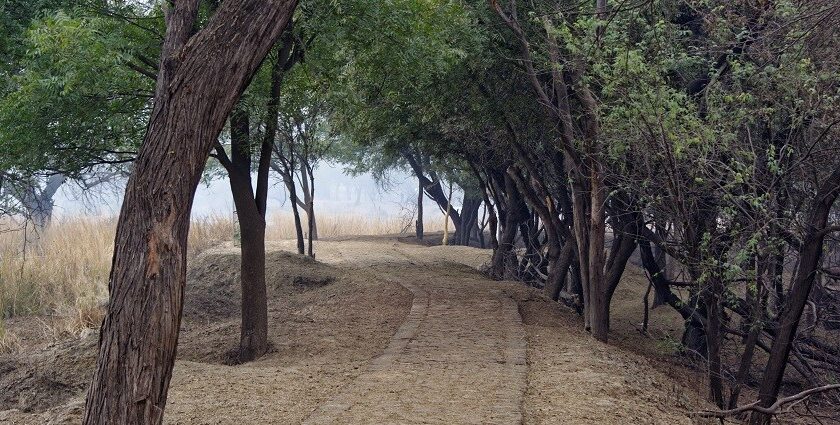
[53,162,458,220]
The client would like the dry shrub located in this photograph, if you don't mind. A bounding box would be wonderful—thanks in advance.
[0,217,113,320]
[0,320,21,354]
[189,215,237,257]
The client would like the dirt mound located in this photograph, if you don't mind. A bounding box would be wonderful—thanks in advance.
[0,248,351,416]
[177,249,349,364]
[184,250,339,321]
[0,332,97,414]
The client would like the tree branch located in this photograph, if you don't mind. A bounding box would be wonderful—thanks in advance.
[695,384,840,418]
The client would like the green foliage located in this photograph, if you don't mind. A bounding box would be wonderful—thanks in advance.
[0,0,75,85]
[297,0,488,183]
[0,6,158,176]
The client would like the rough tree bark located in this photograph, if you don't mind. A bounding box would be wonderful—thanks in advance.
[82,1,298,423]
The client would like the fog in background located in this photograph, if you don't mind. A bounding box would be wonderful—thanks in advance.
[52,162,460,222]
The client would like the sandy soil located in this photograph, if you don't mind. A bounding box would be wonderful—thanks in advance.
[1,236,707,424]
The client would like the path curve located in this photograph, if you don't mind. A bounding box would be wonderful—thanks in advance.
[301,280,431,423]
[303,260,529,425]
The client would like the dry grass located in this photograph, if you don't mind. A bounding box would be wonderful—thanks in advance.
[266,213,447,239]
[0,319,20,353]
[0,212,449,350]
[0,218,113,319]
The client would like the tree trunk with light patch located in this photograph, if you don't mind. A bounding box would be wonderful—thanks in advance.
[82,0,298,423]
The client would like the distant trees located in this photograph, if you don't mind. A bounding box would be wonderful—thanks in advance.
[0,173,65,230]
[272,72,332,257]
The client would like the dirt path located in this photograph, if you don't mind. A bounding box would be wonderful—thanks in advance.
[1,237,701,424]
[266,239,697,424]
[301,269,527,424]
[269,239,700,424]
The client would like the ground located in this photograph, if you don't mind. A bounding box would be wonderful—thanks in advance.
[1,235,711,424]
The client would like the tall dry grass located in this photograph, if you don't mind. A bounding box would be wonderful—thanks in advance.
[0,218,114,319]
[266,213,447,239]
[0,211,447,349]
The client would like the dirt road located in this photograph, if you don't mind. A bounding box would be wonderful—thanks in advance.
[300,267,527,424]
[1,237,701,424]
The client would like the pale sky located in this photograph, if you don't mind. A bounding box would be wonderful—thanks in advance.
[53,162,458,221]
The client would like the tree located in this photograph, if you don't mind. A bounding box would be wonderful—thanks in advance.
[750,169,840,424]
[0,4,151,231]
[273,68,332,257]
[210,27,301,362]
[83,1,298,422]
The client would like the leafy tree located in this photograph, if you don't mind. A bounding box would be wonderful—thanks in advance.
[0,3,157,232]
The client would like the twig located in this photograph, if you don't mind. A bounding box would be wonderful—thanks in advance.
[694,384,840,418]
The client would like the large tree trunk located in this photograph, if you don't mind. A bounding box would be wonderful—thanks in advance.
[83,1,297,423]
[586,168,609,342]
[750,168,840,425]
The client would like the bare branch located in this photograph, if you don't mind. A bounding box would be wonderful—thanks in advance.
[694,384,840,418]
